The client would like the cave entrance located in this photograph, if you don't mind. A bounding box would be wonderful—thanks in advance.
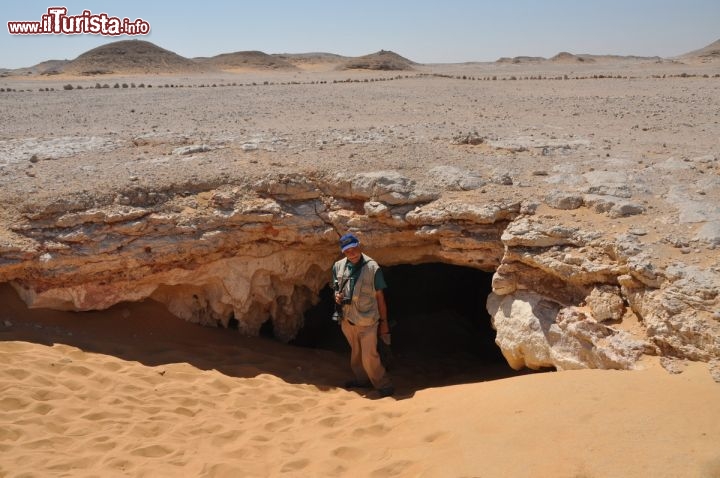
[294,263,517,388]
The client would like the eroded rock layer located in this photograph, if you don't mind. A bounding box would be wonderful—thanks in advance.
[1,170,718,372]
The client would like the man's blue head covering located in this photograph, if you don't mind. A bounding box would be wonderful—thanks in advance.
[339,233,360,252]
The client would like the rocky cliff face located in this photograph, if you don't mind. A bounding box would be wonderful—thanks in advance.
[1,170,718,372]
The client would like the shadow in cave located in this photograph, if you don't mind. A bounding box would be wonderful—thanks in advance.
[0,283,352,391]
[293,263,536,393]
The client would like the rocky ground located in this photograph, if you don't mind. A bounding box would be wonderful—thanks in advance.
[0,61,718,376]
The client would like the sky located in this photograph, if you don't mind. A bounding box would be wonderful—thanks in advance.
[1,0,719,69]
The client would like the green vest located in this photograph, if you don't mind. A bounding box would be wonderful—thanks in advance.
[333,254,381,326]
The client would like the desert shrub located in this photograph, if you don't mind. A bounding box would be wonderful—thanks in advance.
[63,84,74,90]
[113,83,120,88]
[122,83,128,88]
[95,83,102,89]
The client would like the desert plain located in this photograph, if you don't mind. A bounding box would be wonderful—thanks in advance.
[1,41,720,477]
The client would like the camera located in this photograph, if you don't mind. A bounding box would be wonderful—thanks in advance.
[331,285,351,321]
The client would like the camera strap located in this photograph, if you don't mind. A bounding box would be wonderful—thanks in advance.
[338,256,367,299]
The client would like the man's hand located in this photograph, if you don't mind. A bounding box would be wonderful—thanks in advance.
[380,333,391,345]
[378,318,390,336]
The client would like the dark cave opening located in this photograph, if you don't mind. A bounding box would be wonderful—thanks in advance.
[293,263,516,386]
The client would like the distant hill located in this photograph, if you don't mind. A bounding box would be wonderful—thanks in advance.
[6,39,717,76]
[3,59,70,77]
[679,39,720,63]
[496,56,546,64]
[549,52,660,63]
[339,50,416,71]
[62,40,211,75]
[273,52,349,68]
[196,51,297,71]
[550,52,596,63]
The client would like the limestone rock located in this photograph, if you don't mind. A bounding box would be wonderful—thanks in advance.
[694,221,720,245]
[487,291,652,371]
[427,166,485,191]
[254,174,322,200]
[583,195,645,217]
[608,200,645,218]
[1,163,718,373]
[544,191,583,210]
[487,291,559,370]
[172,144,211,155]
[501,216,600,248]
[585,285,625,322]
[322,171,437,205]
[548,307,652,370]
[627,265,719,361]
[406,199,521,226]
[710,360,720,383]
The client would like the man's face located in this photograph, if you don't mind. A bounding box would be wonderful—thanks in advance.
[343,245,362,264]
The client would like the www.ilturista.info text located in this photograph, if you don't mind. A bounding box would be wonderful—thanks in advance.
[7,7,150,35]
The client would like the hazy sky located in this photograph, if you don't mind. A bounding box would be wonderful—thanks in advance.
[2,0,718,68]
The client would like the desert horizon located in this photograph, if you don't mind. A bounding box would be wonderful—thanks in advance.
[1,18,719,478]
[1,37,719,78]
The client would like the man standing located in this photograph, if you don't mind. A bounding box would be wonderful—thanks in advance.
[332,233,394,398]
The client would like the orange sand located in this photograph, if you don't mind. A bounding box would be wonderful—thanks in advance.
[1,285,719,478]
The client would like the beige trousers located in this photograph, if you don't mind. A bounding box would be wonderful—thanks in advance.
[341,319,392,389]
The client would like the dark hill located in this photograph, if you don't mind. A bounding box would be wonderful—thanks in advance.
[339,50,417,71]
[197,51,297,70]
[62,40,211,75]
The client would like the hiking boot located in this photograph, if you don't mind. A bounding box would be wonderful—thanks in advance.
[344,379,372,389]
[377,386,395,398]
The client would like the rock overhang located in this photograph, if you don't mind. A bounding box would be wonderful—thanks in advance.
[1,167,718,376]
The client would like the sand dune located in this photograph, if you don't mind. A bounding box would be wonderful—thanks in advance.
[1,284,719,478]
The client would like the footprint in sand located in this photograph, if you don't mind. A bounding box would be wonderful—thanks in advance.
[4,368,31,380]
[0,396,29,412]
[63,364,94,377]
[280,458,310,472]
[423,431,449,443]
[172,406,198,417]
[352,423,390,438]
[264,416,294,432]
[274,401,304,413]
[332,446,366,460]
[370,460,415,477]
[130,444,172,458]
[318,415,342,427]
[210,429,244,447]
[32,403,53,415]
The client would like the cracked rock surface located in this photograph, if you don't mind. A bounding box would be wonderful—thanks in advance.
[1,64,718,374]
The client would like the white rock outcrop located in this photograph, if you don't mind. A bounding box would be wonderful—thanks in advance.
[487,291,654,370]
[1,170,718,374]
